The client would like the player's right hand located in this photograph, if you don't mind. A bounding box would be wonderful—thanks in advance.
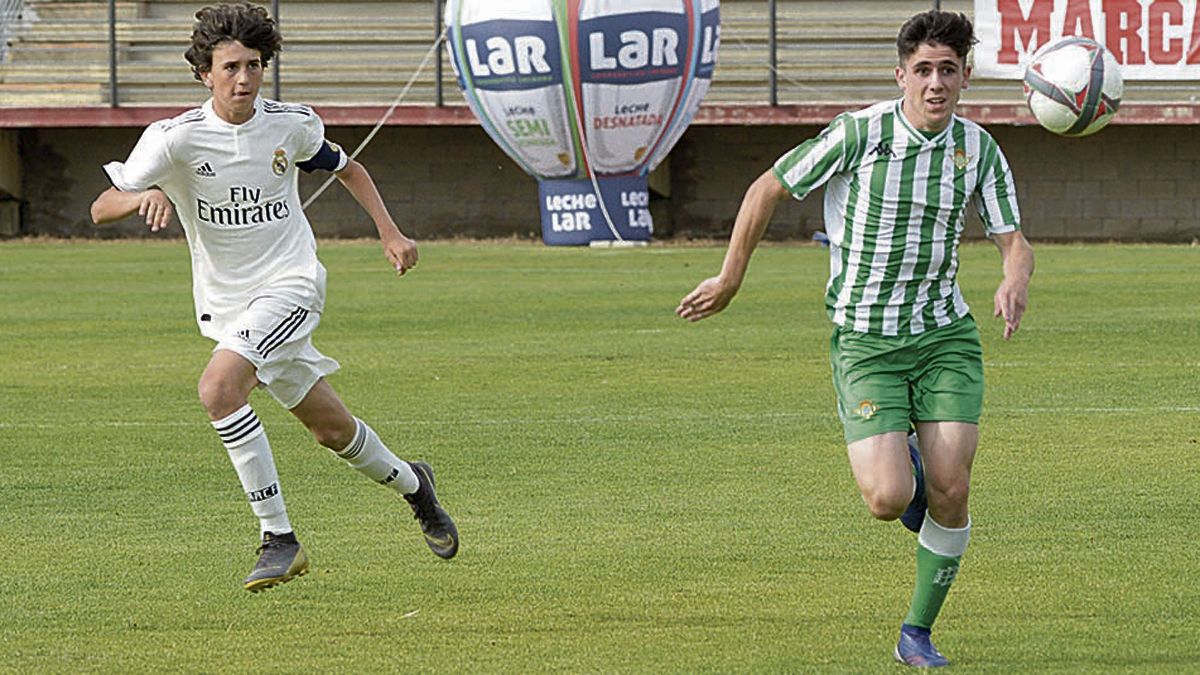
[139,189,174,232]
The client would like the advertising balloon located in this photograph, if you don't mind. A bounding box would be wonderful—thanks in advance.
[447,0,720,245]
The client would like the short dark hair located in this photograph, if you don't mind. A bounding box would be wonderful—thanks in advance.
[184,3,282,82]
[896,10,976,64]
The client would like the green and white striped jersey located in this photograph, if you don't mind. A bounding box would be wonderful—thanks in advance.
[773,99,1020,336]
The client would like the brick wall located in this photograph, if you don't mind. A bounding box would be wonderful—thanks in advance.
[22,125,541,240]
[671,123,1200,242]
[17,120,1200,242]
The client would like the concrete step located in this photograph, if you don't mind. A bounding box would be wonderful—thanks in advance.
[23,0,139,21]
[0,60,452,81]
[0,81,105,105]
[144,0,434,22]
[13,20,435,43]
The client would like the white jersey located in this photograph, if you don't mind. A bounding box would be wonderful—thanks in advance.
[103,96,348,339]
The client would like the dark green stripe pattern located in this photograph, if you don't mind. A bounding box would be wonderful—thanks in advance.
[772,100,1020,336]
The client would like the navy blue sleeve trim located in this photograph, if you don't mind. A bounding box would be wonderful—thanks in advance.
[296,141,343,174]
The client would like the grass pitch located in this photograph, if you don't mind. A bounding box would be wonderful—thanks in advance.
[1,240,1197,672]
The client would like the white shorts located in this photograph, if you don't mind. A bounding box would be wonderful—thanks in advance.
[213,296,340,409]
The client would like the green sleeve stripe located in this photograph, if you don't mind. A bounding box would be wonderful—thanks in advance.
[976,134,1020,232]
[848,115,872,167]
[772,119,848,200]
[991,151,1020,229]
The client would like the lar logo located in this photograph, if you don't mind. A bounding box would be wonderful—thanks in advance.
[272,148,289,176]
[953,148,970,171]
[854,400,878,420]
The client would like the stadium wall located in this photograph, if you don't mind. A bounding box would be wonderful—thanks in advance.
[18,121,1198,242]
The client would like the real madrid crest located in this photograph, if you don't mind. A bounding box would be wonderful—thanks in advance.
[272,148,289,176]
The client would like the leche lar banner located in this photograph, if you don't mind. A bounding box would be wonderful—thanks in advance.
[447,0,719,245]
[973,0,1200,79]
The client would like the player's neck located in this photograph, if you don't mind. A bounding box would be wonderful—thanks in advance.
[899,100,950,136]
[212,98,257,125]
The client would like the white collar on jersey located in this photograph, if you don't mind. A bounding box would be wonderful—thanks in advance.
[893,98,953,144]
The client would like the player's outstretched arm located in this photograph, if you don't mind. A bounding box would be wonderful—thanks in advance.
[334,159,418,276]
[90,187,174,232]
[991,230,1034,340]
[676,169,790,322]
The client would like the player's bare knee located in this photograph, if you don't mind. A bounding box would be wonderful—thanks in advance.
[862,488,908,521]
[867,501,906,521]
[309,420,355,451]
[197,375,246,420]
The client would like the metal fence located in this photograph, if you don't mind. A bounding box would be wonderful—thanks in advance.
[6,0,1038,109]
[89,0,941,109]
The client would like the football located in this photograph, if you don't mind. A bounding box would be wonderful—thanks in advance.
[1023,36,1123,137]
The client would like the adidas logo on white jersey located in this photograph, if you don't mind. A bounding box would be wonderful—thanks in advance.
[195,161,216,177]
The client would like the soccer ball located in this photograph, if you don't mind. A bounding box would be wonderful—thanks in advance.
[1023,37,1123,137]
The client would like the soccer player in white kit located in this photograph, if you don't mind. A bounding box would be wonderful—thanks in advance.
[90,3,458,591]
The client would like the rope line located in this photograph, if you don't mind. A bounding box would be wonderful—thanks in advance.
[302,26,448,210]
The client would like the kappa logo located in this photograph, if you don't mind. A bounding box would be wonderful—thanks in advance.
[195,161,216,177]
[868,141,895,159]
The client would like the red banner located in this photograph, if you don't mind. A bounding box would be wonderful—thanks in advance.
[973,0,1200,79]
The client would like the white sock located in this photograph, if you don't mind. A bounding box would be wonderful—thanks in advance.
[334,418,420,494]
[919,513,972,558]
[213,405,291,536]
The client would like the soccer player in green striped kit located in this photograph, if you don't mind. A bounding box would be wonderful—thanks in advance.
[677,10,1034,668]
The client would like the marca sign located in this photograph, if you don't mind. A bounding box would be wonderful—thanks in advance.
[974,0,1200,79]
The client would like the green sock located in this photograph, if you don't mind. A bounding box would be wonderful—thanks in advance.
[904,515,971,629]
[903,544,962,628]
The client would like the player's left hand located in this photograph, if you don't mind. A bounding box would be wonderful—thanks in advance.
[676,276,739,322]
[382,230,418,276]
[993,277,1028,340]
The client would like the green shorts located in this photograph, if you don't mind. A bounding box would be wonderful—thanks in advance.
[829,315,984,444]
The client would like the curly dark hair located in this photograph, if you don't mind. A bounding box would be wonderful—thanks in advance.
[896,10,976,64]
[184,3,282,82]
